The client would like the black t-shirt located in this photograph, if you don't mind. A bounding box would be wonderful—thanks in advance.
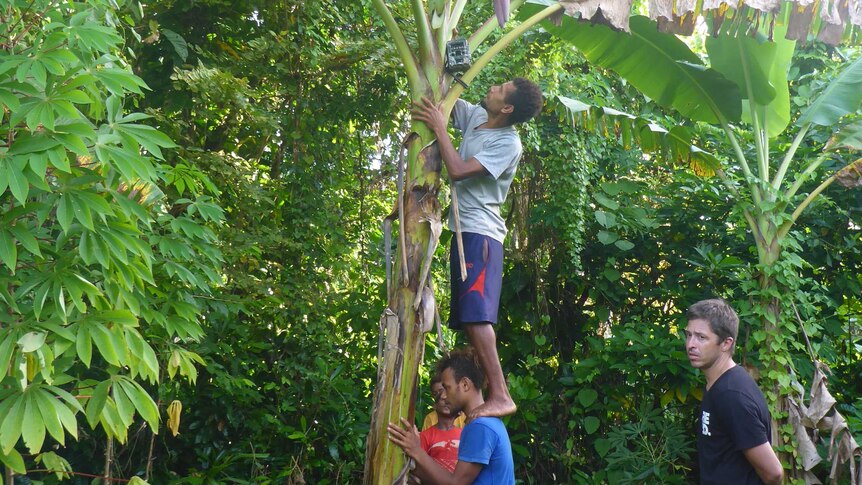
[698,365,772,485]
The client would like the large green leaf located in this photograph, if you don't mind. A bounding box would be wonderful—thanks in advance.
[707,33,776,105]
[827,120,862,150]
[0,230,17,273]
[557,96,721,175]
[119,378,160,430]
[112,378,135,427]
[0,393,25,454]
[34,390,65,446]
[0,333,16,376]
[86,380,111,428]
[706,28,795,138]
[0,447,25,474]
[797,55,862,127]
[519,2,741,124]
[21,392,47,453]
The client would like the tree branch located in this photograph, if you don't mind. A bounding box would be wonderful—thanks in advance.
[449,0,469,32]
[443,3,561,110]
[27,470,131,483]
[771,123,809,190]
[468,0,527,51]
[721,123,762,206]
[780,172,837,238]
[783,152,830,201]
[714,167,740,197]
[371,0,422,92]
[411,0,435,68]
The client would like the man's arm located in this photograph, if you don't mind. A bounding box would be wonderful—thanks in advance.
[388,419,482,485]
[743,442,784,485]
[412,97,488,181]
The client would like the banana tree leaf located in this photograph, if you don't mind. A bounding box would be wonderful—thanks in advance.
[761,27,795,138]
[519,2,741,124]
[796,55,862,127]
[706,27,795,138]
[826,120,862,151]
[706,32,777,105]
[557,95,721,176]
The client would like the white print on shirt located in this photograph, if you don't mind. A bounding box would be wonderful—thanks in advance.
[429,439,460,451]
[702,411,711,436]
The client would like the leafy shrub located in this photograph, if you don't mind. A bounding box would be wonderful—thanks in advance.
[602,404,694,484]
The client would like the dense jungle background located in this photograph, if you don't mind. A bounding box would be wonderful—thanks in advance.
[1,0,861,483]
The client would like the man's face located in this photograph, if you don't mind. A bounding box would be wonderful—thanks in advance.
[480,81,516,115]
[684,318,729,371]
[439,367,466,414]
[431,382,455,418]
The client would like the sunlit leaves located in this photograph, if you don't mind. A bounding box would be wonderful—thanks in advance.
[0,385,81,455]
[35,451,74,480]
[83,376,159,442]
[520,5,742,124]
[167,348,206,384]
[828,120,862,151]
[114,118,178,159]
[0,0,221,470]
[557,96,721,176]
[0,447,26,474]
[796,55,862,128]
[706,27,796,138]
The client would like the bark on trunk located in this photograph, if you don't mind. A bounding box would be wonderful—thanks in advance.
[364,136,442,484]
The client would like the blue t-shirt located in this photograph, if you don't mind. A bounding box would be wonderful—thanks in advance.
[457,417,514,484]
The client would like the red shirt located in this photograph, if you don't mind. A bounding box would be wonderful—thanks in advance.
[420,425,462,472]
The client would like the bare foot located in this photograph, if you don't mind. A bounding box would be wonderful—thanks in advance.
[468,396,517,420]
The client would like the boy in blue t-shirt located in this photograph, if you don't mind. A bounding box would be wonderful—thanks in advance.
[388,348,515,484]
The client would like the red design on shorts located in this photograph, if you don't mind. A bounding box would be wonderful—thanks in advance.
[464,265,486,299]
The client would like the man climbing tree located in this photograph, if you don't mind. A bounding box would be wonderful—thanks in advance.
[412,78,543,419]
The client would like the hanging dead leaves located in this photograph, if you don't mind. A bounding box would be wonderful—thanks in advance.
[545,0,861,44]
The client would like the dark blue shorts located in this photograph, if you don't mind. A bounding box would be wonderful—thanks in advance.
[449,232,503,329]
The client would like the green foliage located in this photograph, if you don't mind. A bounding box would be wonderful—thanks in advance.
[705,28,795,138]
[603,404,694,484]
[529,1,862,476]
[0,0,222,479]
[796,55,862,128]
[556,96,722,176]
[1,0,857,483]
[108,0,401,482]
[518,3,742,124]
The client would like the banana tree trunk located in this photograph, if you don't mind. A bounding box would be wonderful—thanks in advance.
[362,2,554,481]
[751,213,794,465]
[364,131,443,484]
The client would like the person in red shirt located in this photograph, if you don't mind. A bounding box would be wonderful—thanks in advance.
[419,374,462,472]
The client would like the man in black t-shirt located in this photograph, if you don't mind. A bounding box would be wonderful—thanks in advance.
[684,299,783,485]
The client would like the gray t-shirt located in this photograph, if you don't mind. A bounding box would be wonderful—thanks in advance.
[450,99,522,243]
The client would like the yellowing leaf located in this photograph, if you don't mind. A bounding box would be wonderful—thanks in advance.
[167,400,182,437]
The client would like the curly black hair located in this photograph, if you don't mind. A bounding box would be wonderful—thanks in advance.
[436,347,485,390]
[506,77,543,125]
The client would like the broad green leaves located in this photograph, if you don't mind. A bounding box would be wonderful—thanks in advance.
[0,0,222,474]
[82,376,159,443]
[0,385,81,455]
[828,120,862,150]
[706,29,796,138]
[557,96,721,176]
[797,55,862,128]
[0,448,26,474]
[519,3,742,124]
